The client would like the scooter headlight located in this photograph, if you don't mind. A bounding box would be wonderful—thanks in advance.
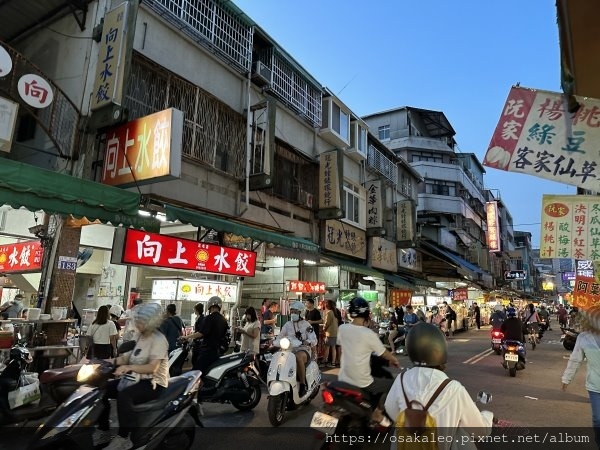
[280,337,291,350]
[77,364,100,382]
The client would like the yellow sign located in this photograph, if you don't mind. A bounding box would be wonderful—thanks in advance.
[322,220,366,258]
[486,201,500,252]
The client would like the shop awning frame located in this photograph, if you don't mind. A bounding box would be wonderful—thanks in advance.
[0,158,142,226]
[165,204,319,253]
[323,255,414,288]
[420,240,486,280]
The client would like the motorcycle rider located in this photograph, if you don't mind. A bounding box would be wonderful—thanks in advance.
[489,304,506,330]
[337,297,400,426]
[273,301,317,396]
[500,307,525,345]
[185,296,228,376]
[384,322,493,449]
[538,304,551,332]
[429,305,447,334]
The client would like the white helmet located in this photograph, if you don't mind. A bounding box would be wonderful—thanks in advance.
[290,301,304,311]
[207,296,223,310]
[494,304,503,312]
[109,305,124,318]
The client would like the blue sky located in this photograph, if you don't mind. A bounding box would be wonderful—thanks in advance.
[233,0,576,248]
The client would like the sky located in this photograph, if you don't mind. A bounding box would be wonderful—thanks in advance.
[233,0,576,248]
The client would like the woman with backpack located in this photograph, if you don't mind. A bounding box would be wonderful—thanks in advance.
[384,322,493,449]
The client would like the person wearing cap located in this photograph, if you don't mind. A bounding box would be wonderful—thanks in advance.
[273,301,317,396]
[185,296,228,376]
[0,294,25,319]
[97,302,169,450]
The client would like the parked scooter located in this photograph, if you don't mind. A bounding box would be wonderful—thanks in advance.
[267,336,320,426]
[490,329,504,355]
[197,349,262,411]
[26,361,203,450]
[561,327,580,351]
[169,337,191,376]
[501,339,526,377]
[378,323,406,355]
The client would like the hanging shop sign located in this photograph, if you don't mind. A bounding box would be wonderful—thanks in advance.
[396,200,416,246]
[101,108,183,187]
[369,237,397,272]
[365,180,382,229]
[397,248,422,272]
[322,220,366,258]
[17,74,54,109]
[0,96,18,152]
[0,241,43,273]
[573,263,600,311]
[451,288,469,301]
[111,228,256,276]
[504,270,526,280]
[483,85,600,191]
[388,289,412,308]
[540,194,600,260]
[486,201,500,252]
[318,150,343,219]
[286,280,326,294]
[0,45,12,76]
[152,279,238,303]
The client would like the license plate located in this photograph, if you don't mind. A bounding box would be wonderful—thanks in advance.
[505,353,519,362]
[310,411,338,435]
[492,339,502,344]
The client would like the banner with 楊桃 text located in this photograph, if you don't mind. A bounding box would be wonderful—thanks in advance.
[540,195,600,260]
[483,85,600,192]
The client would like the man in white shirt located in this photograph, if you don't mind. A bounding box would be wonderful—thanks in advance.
[337,297,400,425]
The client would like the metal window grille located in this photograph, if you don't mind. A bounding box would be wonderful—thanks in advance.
[367,145,398,185]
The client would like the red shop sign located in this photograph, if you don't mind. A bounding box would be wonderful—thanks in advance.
[451,288,469,301]
[287,280,326,294]
[111,228,256,276]
[0,241,44,273]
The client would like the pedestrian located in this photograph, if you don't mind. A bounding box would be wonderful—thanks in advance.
[190,302,205,370]
[557,304,569,329]
[403,304,418,330]
[304,297,323,326]
[87,305,118,359]
[0,294,25,319]
[185,296,228,376]
[443,301,457,336]
[261,301,278,336]
[385,322,493,449]
[561,308,600,448]
[322,300,339,367]
[259,298,269,323]
[159,304,185,353]
[473,302,481,329]
[235,306,260,354]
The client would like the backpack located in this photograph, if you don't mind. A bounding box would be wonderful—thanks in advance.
[395,371,451,450]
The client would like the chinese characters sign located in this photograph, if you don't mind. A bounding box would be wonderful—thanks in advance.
[369,237,397,272]
[397,248,422,272]
[396,200,415,245]
[318,150,341,210]
[111,228,256,276]
[483,86,600,191]
[366,180,382,228]
[388,289,412,308]
[451,288,468,301]
[573,261,600,310]
[17,74,53,109]
[322,220,366,258]
[540,195,600,260]
[286,280,326,294]
[486,201,500,252]
[91,1,128,111]
[0,241,43,273]
[152,279,238,302]
[101,108,183,187]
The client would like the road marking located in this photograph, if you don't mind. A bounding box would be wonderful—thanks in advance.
[463,348,494,364]
[452,339,470,342]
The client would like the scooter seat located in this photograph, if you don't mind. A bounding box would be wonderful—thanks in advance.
[40,364,82,384]
[130,376,190,412]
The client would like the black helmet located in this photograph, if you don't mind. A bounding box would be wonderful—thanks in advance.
[348,297,370,319]
[406,322,447,367]
[10,346,32,364]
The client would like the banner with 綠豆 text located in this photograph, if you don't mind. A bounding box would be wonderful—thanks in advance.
[540,195,600,260]
[483,86,600,192]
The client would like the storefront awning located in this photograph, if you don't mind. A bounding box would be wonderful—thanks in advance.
[381,272,415,289]
[420,241,485,279]
[0,158,143,227]
[165,204,319,253]
[324,255,382,277]
[398,273,437,288]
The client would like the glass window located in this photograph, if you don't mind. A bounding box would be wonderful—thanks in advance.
[343,181,364,226]
[378,125,390,140]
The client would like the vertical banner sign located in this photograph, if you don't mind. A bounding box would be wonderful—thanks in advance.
[319,150,341,210]
[91,1,128,110]
[0,96,18,152]
[366,180,382,228]
[483,85,600,192]
[486,201,500,252]
[388,289,412,308]
[540,195,600,260]
[573,259,600,310]
[369,237,397,272]
[396,200,415,246]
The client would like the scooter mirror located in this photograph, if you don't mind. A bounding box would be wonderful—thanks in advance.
[476,391,492,404]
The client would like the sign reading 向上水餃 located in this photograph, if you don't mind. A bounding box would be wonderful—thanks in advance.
[483,85,600,192]
[540,195,600,260]
[0,241,43,273]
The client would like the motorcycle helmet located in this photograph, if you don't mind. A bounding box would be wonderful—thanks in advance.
[206,296,223,310]
[290,301,305,312]
[348,297,370,319]
[133,302,163,331]
[431,305,439,314]
[494,304,503,312]
[406,322,447,367]
[109,304,124,318]
[506,307,517,318]
[10,346,32,364]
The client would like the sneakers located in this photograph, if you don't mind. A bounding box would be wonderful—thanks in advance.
[92,429,112,446]
[327,363,336,368]
[104,435,133,450]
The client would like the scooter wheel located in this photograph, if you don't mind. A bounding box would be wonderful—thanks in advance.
[267,393,287,426]
[509,367,517,377]
[563,339,575,351]
[231,383,262,411]
[494,348,502,355]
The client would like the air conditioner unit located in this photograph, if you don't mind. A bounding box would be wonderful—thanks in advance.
[251,61,272,87]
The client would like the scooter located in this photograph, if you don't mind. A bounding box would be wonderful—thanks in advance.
[169,338,191,376]
[267,336,320,426]
[379,324,406,355]
[310,355,393,442]
[490,329,504,355]
[26,361,203,450]
[501,339,526,377]
[197,349,262,411]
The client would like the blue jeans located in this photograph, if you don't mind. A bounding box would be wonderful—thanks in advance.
[589,390,600,448]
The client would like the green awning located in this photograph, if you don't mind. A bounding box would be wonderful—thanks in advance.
[381,272,415,289]
[325,255,382,277]
[0,158,143,227]
[165,204,319,253]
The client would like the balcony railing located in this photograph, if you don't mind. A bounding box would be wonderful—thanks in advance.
[367,145,397,185]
